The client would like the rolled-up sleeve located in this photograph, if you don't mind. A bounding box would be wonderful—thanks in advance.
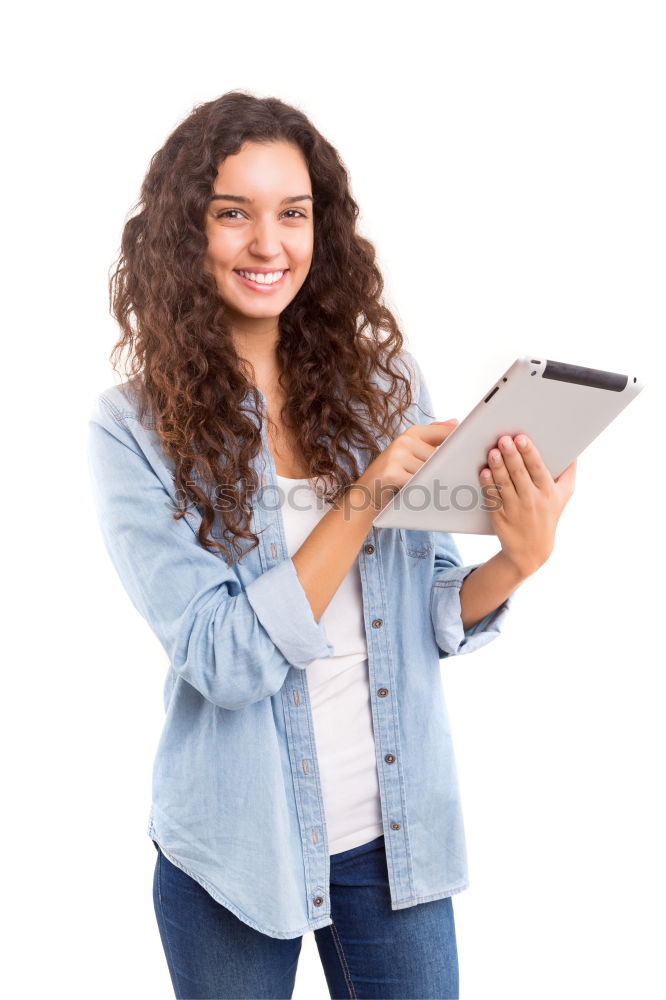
[244,557,334,667]
[87,394,333,711]
[430,546,513,658]
[404,350,513,658]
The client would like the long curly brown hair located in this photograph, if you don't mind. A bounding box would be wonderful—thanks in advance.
[108,90,420,565]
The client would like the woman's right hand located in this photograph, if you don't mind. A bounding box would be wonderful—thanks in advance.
[356,419,459,511]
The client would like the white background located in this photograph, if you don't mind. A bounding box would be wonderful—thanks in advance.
[3,1,663,997]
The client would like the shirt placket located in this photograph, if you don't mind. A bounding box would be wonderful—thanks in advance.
[249,394,331,919]
[356,524,415,904]
[253,395,414,916]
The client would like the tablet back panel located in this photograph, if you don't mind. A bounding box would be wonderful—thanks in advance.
[372,356,644,535]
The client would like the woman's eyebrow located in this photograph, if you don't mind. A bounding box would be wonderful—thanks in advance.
[209,193,313,204]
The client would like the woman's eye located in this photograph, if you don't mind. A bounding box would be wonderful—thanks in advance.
[215,209,306,220]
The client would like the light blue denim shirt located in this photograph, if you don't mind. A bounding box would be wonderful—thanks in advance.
[86,349,513,940]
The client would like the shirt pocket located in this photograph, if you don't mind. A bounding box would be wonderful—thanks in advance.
[399,528,434,559]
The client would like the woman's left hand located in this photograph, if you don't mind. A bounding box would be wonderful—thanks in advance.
[480,434,577,578]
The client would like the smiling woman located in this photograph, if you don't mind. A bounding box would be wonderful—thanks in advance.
[89,89,516,1000]
[204,142,314,308]
[104,94,421,562]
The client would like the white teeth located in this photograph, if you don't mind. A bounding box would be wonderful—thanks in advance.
[238,270,285,284]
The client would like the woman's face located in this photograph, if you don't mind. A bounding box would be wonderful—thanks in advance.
[203,140,314,330]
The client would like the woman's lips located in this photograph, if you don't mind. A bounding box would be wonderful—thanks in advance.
[233,270,289,293]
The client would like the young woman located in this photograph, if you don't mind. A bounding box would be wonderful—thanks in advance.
[87,91,576,999]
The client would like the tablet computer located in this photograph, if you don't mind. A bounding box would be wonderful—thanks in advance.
[371,356,644,535]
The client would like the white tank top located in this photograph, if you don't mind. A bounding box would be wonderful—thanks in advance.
[275,473,384,855]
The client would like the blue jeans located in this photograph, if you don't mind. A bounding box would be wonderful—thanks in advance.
[152,834,459,999]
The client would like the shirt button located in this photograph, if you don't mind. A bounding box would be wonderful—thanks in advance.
[384,753,396,764]
[364,543,375,554]
[377,687,389,697]
[390,822,401,830]
[313,895,324,906]
[372,618,383,628]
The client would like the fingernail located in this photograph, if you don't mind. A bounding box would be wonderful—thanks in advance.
[517,435,527,448]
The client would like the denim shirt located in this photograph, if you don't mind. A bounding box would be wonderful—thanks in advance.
[86,349,513,940]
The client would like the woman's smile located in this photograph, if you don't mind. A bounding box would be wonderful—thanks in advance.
[232,268,289,292]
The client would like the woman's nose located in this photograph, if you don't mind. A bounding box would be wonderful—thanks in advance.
[248,220,282,256]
